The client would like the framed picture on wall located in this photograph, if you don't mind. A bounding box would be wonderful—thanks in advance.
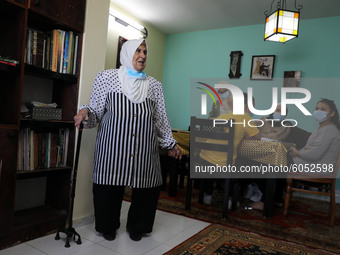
[115,36,128,68]
[250,55,275,80]
[228,51,243,79]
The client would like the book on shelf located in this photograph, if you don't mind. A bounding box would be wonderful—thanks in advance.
[45,35,51,70]
[62,31,70,74]
[17,128,70,171]
[51,29,59,72]
[0,56,20,66]
[73,35,79,75]
[57,128,70,167]
[26,29,32,64]
[66,31,74,74]
[29,130,35,170]
[49,133,59,168]
[57,30,65,73]
[32,29,46,68]
[25,27,78,74]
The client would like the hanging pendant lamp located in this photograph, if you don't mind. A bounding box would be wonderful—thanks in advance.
[264,0,303,43]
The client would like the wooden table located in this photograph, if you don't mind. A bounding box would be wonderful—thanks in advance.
[169,131,289,218]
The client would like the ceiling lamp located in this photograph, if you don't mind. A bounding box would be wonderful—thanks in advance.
[109,10,148,39]
[264,0,303,43]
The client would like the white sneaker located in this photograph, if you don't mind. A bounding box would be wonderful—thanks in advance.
[228,199,232,209]
[228,199,240,209]
[244,184,255,199]
[203,194,212,205]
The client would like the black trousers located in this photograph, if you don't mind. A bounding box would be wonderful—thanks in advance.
[93,183,161,234]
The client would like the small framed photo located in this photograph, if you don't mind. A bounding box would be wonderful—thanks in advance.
[283,71,301,87]
[250,55,275,80]
[229,51,242,79]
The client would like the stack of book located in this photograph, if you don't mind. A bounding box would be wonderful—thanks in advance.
[0,56,20,66]
[25,28,79,75]
[17,128,70,171]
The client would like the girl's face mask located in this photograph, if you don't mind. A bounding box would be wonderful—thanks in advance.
[312,110,328,123]
[219,91,230,100]
[272,112,285,121]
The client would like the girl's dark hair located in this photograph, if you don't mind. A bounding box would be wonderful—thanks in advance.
[318,98,340,130]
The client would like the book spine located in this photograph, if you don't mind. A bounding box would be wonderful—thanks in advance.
[57,129,64,167]
[46,133,51,168]
[49,133,58,168]
[29,130,35,170]
[67,31,74,74]
[17,129,23,170]
[72,35,79,75]
[51,29,59,72]
[24,128,29,171]
[49,31,53,70]
[26,29,32,65]
[63,32,70,74]
[62,129,69,166]
[36,30,45,68]
[42,38,46,69]
[58,30,65,73]
[34,133,39,170]
[32,30,38,66]
[46,35,51,70]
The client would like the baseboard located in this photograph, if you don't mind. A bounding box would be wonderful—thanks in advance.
[73,215,94,227]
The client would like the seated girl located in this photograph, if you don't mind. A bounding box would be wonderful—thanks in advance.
[289,98,340,177]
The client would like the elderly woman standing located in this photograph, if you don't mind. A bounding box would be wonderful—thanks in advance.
[74,39,181,241]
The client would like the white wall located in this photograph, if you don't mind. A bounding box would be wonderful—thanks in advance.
[73,0,111,221]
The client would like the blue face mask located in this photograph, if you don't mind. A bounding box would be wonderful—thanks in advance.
[272,112,285,121]
[219,91,230,100]
[126,67,147,79]
[312,110,328,123]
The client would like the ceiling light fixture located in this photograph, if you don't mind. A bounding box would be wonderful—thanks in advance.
[109,10,148,39]
[264,0,303,43]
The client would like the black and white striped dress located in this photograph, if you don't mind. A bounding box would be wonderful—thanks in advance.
[80,69,177,188]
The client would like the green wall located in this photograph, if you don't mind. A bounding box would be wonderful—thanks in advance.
[163,16,340,130]
[162,16,340,186]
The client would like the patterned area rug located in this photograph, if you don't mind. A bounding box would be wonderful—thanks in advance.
[163,224,335,255]
[124,187,340,254]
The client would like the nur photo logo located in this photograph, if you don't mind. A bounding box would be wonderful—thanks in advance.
[196,81,312,127]
[196,82,223,115]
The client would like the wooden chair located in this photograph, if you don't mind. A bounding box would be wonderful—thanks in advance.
[284,151,340,225]
[185,116,235,219]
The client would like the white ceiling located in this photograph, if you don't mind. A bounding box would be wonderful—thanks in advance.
[111,0,340,34]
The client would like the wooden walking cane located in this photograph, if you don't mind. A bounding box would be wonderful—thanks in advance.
[55,122,84,247]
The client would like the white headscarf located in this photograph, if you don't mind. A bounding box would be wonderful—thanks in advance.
[118,39,149,104]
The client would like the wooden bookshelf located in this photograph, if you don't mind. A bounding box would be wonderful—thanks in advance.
[24,64,78,83]
[0,0,86,250]
[17,167,72,179]
[0,62,20,74]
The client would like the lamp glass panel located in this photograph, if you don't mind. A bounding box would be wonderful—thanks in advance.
[265,11,278,38]
[276,10,299,36]
[266,33,295,42]
[293,18,299,30]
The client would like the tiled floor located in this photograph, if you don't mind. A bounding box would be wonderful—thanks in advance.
[0,201,210,255]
